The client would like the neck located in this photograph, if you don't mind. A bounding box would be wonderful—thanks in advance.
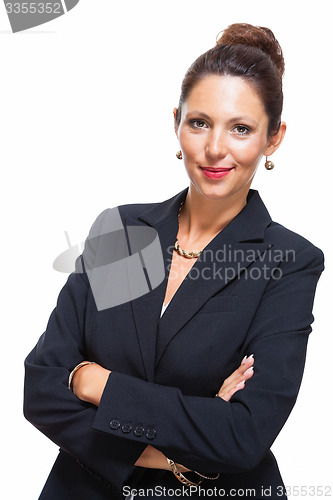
[179,184,249,241]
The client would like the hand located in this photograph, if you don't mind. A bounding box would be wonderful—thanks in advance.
[136,359,255,472]
[135,445,190,472]
[72,362,111,406]
[216,355,254,401]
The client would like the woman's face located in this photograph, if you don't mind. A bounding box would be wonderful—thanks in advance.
[175,75,285,203]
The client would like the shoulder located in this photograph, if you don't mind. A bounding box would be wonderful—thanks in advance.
[266,220,324,270]
[87,188,188,233]
[87,201,160,234]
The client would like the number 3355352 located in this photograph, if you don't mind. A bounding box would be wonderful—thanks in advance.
[5,3,62,14]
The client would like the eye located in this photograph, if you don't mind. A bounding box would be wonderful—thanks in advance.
[190,119,208,129]
[233,125,250,135]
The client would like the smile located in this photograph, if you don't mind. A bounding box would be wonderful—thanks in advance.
[200,166,235,179]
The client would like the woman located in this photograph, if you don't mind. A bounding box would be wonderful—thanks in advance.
[24,24,324,499]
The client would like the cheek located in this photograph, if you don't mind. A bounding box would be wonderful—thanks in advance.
[179,131,204,158]
[233,138,265,165]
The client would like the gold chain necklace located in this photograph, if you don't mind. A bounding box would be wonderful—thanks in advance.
[173,201,203,259]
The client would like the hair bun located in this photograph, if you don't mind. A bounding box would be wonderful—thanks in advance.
[216,23,284,78]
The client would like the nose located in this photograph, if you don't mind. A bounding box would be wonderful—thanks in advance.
[205,129,228,161]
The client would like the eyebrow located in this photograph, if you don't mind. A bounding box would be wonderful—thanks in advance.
[185,111,259,127]
[230,115,259,126]
[185,111,212,121]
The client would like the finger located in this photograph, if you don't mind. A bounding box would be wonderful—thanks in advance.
[219,355,255,392]
[218,379,246,402]
[230,355,254,383]
[218,366,254,397]
[240,354,254,370]
[232,354,255,380]
[219,366,254,396]
[218,366,255,401]
[242,366,254,382]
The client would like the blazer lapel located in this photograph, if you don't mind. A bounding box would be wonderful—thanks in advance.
[123,189,187,382]
[125,187,273,377]
[155,229,271,368]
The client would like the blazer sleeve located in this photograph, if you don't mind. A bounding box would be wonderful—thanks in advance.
[92,243,324,474]
[23,212,146,493]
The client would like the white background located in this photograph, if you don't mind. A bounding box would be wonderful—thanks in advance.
[1,1,331,498]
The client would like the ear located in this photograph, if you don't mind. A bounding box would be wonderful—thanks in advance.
[264,121,287,157]
[173,107,179,136]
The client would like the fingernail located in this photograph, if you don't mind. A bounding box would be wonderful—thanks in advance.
[241,355,248,365]
[244,367,254,376]
[248,354,254,361]
[236,380,245,388]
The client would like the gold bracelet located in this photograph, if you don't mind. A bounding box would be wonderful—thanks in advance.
[193,471,220,480]
[68,361,96,391]
[166,458,203,487]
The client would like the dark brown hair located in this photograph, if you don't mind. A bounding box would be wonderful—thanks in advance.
[175,23,285,137]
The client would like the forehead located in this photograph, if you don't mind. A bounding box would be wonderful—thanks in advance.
[183,75,267,124]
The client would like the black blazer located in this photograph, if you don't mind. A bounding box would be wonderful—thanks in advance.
[24,187,324,500]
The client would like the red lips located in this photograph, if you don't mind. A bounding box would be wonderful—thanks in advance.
[200,167,234,172]
[200,166,234,179]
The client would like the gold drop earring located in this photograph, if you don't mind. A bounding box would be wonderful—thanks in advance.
[265,156,274,170]
[176,150,183,160]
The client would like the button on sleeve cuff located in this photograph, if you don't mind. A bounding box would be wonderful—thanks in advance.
[93,371,161,446]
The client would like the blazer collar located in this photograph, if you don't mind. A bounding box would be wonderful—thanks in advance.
[137,187,272,243]
[125,187,272,380]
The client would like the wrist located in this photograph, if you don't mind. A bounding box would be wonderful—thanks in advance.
[71,362,111,406]
[68,361,96,391]
[166,458,203,487]
[175,463,191,473]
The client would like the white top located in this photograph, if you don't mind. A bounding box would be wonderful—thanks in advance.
[160,301,170,317]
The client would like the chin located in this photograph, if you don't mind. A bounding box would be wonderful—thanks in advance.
[192,182,232,201]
